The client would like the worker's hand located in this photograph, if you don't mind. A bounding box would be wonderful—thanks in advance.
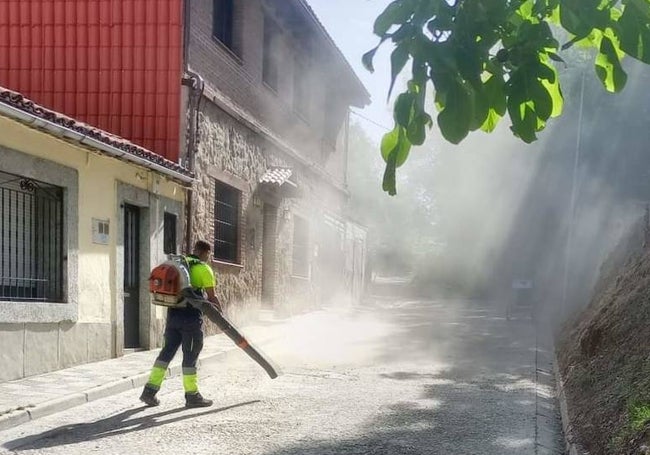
[205,287,221,313]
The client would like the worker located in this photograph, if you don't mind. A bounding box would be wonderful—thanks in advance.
[140,240,222,408]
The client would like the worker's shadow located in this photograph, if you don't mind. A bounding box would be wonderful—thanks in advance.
[3,400,260,451]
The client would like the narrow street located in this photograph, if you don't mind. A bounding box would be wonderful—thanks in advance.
[0,299,563,455]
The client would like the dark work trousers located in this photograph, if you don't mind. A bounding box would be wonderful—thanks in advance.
[157,316,204,367]
[145,313,204,393]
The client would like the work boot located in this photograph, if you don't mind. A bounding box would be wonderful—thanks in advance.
[139,386,160,407]
[185,392,213,408]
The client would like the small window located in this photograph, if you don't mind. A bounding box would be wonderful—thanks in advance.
[163,212,177,255]
[263,17,280,91]
[213,0,234,49]
[0,170,64,302]
[292,216,309,278]
[214,181,240,263]
[293,57,310,120]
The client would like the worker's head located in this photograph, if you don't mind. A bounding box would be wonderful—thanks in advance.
[193,240,212,262]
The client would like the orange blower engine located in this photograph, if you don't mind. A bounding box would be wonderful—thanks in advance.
[148,255,192,308]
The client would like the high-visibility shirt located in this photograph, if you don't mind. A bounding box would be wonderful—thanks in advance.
[186,255,216,290]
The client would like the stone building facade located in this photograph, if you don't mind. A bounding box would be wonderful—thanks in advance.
[183,0,369,319]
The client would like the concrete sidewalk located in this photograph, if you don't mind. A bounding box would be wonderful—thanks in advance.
[0,310,292,432]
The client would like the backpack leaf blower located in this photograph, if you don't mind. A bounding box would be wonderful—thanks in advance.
[149,256,280,379]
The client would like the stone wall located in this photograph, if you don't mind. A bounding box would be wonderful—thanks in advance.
[191,97,351,324]
[186,0,361,323]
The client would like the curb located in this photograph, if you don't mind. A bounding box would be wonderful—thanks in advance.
[554,352,589,455]
[0,410,29,432]
[0,336,274,433]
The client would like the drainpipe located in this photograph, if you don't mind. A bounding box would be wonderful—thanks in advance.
[183,0,191,68]
[182,72,204,253]
[181,0,205,253]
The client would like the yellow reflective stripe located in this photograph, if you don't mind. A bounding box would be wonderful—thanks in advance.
[182,374,198,393]
[146,366,167,389]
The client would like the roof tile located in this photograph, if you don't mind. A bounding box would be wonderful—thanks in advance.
[0,88,193,180]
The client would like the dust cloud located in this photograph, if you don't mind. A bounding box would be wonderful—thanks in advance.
[351,56,650,334]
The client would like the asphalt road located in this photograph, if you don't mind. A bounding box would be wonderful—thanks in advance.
[0,298,563,455]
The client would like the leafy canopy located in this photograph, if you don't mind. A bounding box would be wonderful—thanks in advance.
[364,0,650,195]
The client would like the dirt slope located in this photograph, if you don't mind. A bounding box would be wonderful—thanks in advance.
[558,219,650,454]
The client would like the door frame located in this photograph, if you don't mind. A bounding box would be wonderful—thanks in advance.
[115,183,152,357]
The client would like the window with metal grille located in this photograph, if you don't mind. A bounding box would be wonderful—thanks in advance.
[213,0,234,49]
[263,16,280,91]
[0,170,64,302]
[163,212,177,255]
[214,181,240,263]
[292,216,309,278]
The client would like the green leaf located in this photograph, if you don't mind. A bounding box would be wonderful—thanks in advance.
[520,21,558,50]
[434,89,446,112]
[530,79,553,120]
[617,2,650,64]
[407,115,427,145]
[414,0,439,25]
[390,23,415,42]
[374,0,415,37]
[508,100,539,143]
[559,3,592,38]
[362,45,380,73]
[380,126,411,167]
[549,5,561,25]
[485,74,507,116]
[394,128,412,167]
[469,84,490,131]
[380,127,399,162]
[536,60,556,82]
[595,35,628,92]
[388,45,410,101]
[437,82,472,144]
[381,153,397,196]
[394,92,414,127]
[518,0,534,19]
[627,0,650,22]
[381,126,412,194]
[507,79,539,143]
[541,71,564,117]
[609,6,622,21]
[481,108,502,133]
[456,42,482,85]
[382,148,398,195]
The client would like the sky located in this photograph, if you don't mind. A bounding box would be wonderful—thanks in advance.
[307,0,395,142]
